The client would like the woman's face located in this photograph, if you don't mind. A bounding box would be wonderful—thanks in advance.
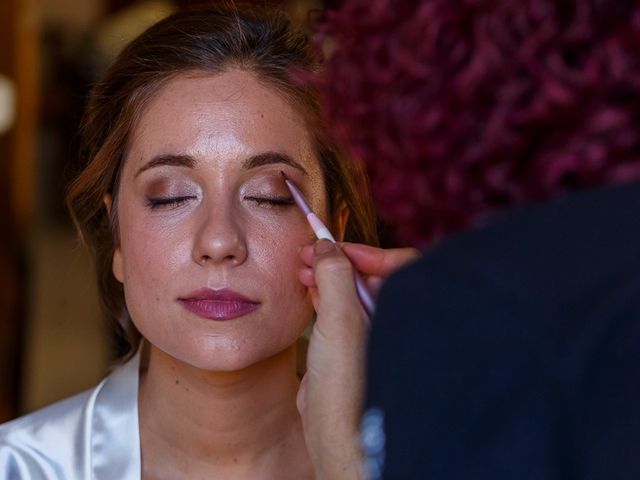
[113,69,328,371]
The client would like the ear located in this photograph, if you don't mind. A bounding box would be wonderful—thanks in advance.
[103,194,124,284]
[335,202,350,242]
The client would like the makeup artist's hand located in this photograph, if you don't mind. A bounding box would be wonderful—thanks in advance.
[296,240,420,479]
[298,242,421,295]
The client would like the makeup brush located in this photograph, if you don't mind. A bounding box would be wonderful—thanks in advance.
[282,171,375,322]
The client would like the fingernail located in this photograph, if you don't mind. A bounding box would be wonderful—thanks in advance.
[314,239,336,255]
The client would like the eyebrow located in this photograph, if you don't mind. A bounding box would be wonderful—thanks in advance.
[241,152,307,175]
[135,151,308,177]
[135,154,195,178]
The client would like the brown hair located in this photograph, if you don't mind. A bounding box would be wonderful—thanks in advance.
[66,5,378,358]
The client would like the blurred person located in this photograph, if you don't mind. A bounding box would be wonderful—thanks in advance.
[300,0,640,478]
[0,5,415,479]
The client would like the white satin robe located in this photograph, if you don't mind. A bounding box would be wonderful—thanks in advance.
[0,350,141,479]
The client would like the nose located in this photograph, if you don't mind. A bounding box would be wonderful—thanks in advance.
[192,203,248,267]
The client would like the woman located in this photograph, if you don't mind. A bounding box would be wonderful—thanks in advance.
[0,6,415,479]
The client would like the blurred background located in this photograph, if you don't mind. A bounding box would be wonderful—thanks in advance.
[0,0,331,423]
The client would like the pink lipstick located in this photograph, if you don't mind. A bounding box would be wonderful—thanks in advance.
[179,288,260,321]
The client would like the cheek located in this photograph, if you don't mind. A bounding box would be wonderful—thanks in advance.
[247,216,313,291]
[117,209,190,290]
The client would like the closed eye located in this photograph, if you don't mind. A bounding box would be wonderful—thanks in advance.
[245,196,295,208]
[146,196,196,209]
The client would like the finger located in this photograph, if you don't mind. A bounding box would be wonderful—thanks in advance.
[297,266,316,288]
[366,276,385,295]
[340,242,421,277]
[300,242,421,277]
[303,242,421,277]
[299,243,315,268]
[312,239,361,321]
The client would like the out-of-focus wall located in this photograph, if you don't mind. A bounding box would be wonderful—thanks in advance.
[16,0,112,414]
[39,0,103,30]
[0,0,23,424]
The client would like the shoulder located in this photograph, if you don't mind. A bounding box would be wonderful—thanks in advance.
[0,350,142,480]
[383,180,640,311]
[0,386,101,479]
[373,180,640,369]
[0,386,99,442]
[445,180,640,272]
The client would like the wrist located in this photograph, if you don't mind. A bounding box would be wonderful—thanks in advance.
[308,431,364,480]
[313,450,364,480]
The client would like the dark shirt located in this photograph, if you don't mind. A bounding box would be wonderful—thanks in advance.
[366,181,640,479]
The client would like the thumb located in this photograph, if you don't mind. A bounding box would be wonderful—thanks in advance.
[312,239,361,320]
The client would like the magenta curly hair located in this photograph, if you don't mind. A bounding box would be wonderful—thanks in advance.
[319,0,640,247]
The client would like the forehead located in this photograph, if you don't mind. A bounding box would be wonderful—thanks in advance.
[126,69,319,175]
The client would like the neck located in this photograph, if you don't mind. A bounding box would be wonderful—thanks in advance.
[138,343,311,479]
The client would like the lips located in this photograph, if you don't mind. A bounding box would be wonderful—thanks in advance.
[178,288,260,321]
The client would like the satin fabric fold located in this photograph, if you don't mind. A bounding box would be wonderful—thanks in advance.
[0,351,141,479]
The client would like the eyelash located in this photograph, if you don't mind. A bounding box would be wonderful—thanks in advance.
[146,196,195,209]
[145,196,295,210]
[245,196,295,208]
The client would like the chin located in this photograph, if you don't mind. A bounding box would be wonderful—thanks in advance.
[169,337,298,373]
